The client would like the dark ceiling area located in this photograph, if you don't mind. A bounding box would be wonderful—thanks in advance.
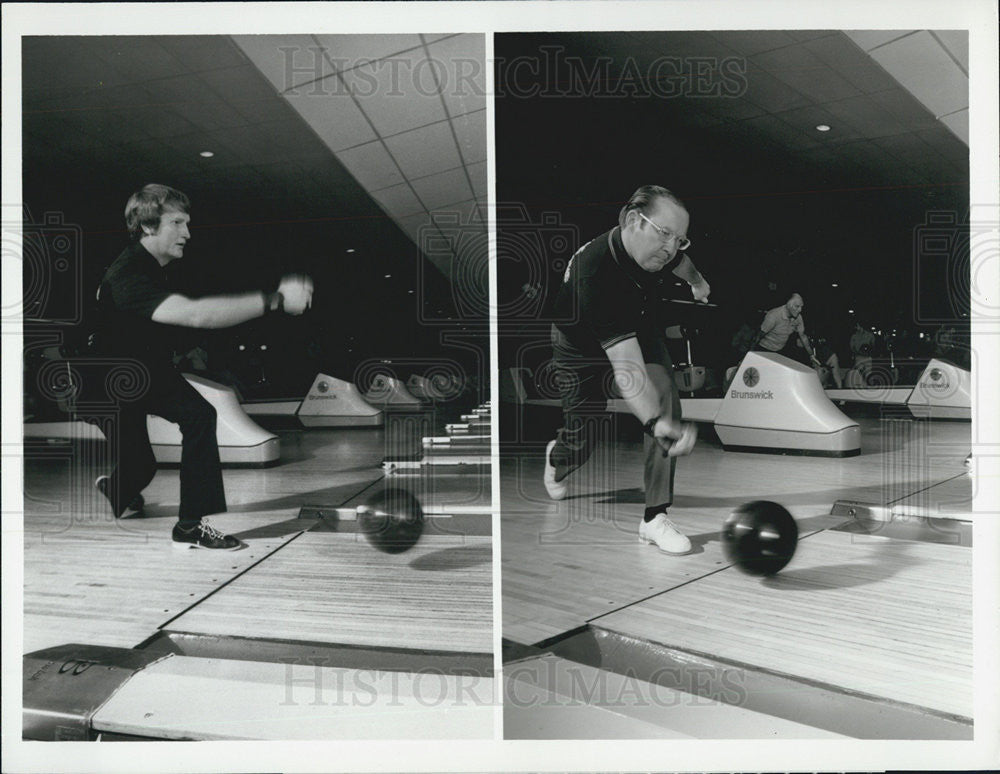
[494,31,970,360]
[21,35,465,392]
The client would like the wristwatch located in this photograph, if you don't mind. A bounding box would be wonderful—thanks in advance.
[643,416,659,437]
[263,291,284,314]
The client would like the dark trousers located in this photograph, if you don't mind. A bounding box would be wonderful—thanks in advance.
[97,370,226,523]
[549,326,680,509]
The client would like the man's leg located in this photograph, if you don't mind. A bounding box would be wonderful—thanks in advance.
[638,339,691,555]
[643,362,679,512]
[152,375,226,524]
[544,327,609,498]
[95,406,157,518]
[151,375,239,550]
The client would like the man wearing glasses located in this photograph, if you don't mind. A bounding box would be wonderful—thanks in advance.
[544,185,708,556]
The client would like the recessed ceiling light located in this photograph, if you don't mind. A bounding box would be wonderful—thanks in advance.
[848,309,855,314]
[384,274,392,279]
[346,248,355,253]
[199,151,214,158]
[408,290,415,294]
[831,283,838,288]
[816,125,831,132]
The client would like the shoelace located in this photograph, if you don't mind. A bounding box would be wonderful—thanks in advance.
[197,521,228,541]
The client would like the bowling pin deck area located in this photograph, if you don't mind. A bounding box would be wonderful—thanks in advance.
[21,411,494,740]
[501,409,974,739]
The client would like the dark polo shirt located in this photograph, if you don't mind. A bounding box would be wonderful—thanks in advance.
[553,226,683,357]
[98,242,202,380]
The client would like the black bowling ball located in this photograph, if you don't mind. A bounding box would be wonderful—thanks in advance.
[721,500,798,576]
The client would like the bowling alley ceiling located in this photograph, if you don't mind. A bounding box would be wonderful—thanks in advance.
[21,31,969,329]
[21,34,486,281]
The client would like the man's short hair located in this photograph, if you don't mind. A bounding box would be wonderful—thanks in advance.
[125,184,190,240]
[618,185,687,230]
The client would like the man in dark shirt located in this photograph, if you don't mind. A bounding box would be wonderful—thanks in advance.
[95,184,313,550]
[545,185,707,556]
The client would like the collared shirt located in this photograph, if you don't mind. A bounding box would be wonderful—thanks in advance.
[97,242,202,375]
[553,226,682,356]
[758,304,805,352]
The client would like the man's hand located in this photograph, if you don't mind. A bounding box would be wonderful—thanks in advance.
[279,274,313,315]
[653,417,698,457]
[691,279,711,304]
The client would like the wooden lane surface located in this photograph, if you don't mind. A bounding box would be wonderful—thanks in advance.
[22,510,304,654]
[501,416,970,646]
[891,473,978,521]
[592,529,972,720]
[21,427,387,653]
[165,531,493,653]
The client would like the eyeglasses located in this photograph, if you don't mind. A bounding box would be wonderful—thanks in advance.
[637,212,691,251]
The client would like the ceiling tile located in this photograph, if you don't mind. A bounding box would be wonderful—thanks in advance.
[752,46,861,103]
[199,65,288,120]
[938,109,968,146]
[125,106,200,141]
[868,31,967,117]
[712,31,798,56]
[467,161,487,202]
[628,31,741,60]
[422,34,458,45]
[843,31,916,52]
[170,93,253,133]
[370,182,426,218]
[868,88,940,130]
[233,35,332,92]
[450,109,487,164]
[432,200,487,256]
[427,34,487,118]
[394,209,431,241]
[342,48,447,137]
[335,140,405,190]
[804,34,901,94]
[283,90,377,152]
[385,121,462,179]
[699,95,767,121]
[786,31,837,43]
[410,167,473,211]
[740,114,821,151]
[316,35,425,71]
[23,37,130,95]
[872,133,935,168]
[740,64,813,112]
[96,38,187,83]
[820,94,908,138]
[932,31,968,72]
[159,36,247,73]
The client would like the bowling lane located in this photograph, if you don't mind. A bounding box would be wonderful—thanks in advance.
[502,414,970,646]
[20,422,438,653]
[163,528,492,654]
[592,528,972,723]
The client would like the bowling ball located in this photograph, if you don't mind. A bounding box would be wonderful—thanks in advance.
[721,501,798,576]
[357,486,425,554]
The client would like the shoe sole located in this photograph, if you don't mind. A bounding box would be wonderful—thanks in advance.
[638,535,691,555]
[172,540,245,551]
